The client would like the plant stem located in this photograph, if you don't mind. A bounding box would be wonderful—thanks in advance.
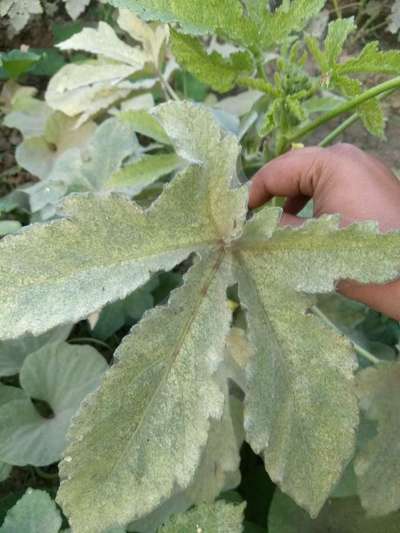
[329,1,359,15]
[311,305,381,365]
[34,466,59,481]
[157,69,180,102]
[318,114,358,147]
[332,0,342,18]
[363,21,388,36]
[256,55,269,83]
[163,77,180,101]
[69,337,112,350]
[318,87,396,147]
[282,76,400,152]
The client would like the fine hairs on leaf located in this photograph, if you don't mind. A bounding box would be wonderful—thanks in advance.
[1,102,400,533]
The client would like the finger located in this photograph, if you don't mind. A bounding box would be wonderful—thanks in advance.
[338,280,400,321]
[249,147,327,208]
[283,194,310,215]
[280,212,305,227]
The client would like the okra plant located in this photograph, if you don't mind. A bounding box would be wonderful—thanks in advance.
[1,1,400,532]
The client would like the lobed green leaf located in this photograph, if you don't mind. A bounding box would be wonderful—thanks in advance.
[107,0,326,51]
[337,42,400,76]
[171,30,254,93]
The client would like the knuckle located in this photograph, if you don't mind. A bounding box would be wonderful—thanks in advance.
[329,142,363,158]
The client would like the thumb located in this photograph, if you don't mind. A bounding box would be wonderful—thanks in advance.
[280,212,305,227]
[249,147,326,209]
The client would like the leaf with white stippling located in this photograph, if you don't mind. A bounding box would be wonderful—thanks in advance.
[159,501,245,533]
[355,362,400,516]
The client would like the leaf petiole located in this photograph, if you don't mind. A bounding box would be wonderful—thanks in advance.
[282,76,400,152]
[318,88,397,147]
[310,305,381,365]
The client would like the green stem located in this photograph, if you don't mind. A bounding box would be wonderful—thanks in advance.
[256,55,269,83]
[69,337,112,350]
[282,76,400,152]
[332,0,342,18]
[34,466,59,481]
[355,0,368,26]
[319,87,396,148]
[319,114,358,147]
[365,21,388,35]
[352,10,381,45]
[157,69,180,102]
[311,305,381,365]
[164,77,180,102]
[329,1,359,15]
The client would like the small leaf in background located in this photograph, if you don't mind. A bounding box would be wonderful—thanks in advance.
[0,50,41,80]
[60,116,139,192]
[14,116,141,219]
[120,110,171,144]
[337,42,400,76]
[0,489,62,533]
[0,190,27,215]
[334,75,385,138]
[90,276,159,340]
[117,9,169,71]
[214,90,263,117]
[64,0,91,20]
[307,18,356,73]
[0,324,71,377]
[3,89,53,139]
[389,0,400,34]
[45,61,142,125]
[57,22,146,67]
[174,70,209,102]
[268,490,400,533]
[0,0,42,33]
[44,13,173,124]
[52,21,85,44]
[15,111,96,180]
[0,220,21,236]
[159,501,246,533]
[28,49,66,78]
[0,342,108,466]
[171,30,254,93]
[0,462,11,483]
[105,153,182,193]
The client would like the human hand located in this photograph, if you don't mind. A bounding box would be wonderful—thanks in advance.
[249,143,400,320]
